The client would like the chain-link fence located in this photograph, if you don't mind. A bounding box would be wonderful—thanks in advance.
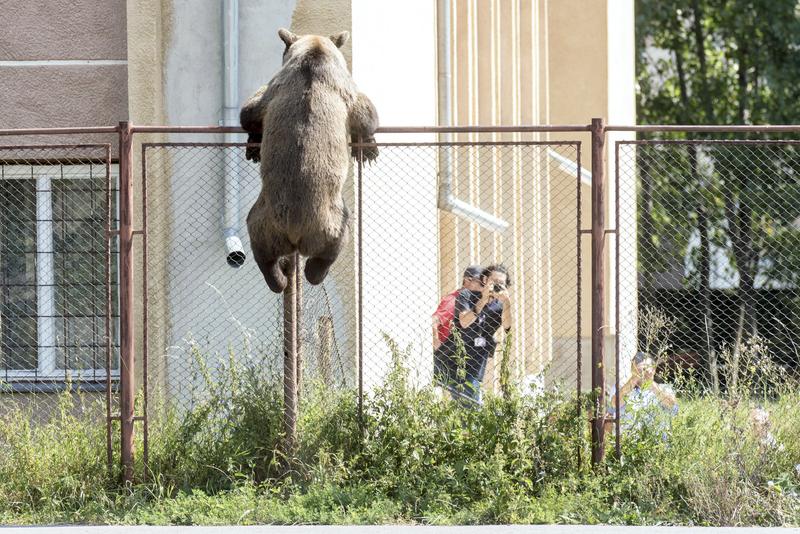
[616,139,800,398]
[139,136,586,418]
[5,124,800,478]
[358,140,583,401]
[141,142,354,412]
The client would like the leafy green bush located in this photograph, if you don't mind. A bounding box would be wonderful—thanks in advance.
[1,336,798,526]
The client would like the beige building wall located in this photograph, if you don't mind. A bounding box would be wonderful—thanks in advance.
[0,0,171,400]
[444,0,555,390]
[352,0,438,389]
[125,0,169,402]
[0,0,129,131]
[124,0,637,396]
[607,0,638,384]
[0,1,128,402]
[547,0,605,389]
[0,0,634,401]
[125,0,361,400]
[443,0,635,390]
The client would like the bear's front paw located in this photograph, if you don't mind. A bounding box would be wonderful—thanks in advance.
[245,145,261,162]
[245,133,262,163]
[351,138,379,163]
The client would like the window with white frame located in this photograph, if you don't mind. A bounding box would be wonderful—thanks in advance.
[0,156,119,382]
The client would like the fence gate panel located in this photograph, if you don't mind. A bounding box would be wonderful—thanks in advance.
[356,138,585,436]
[614,135,800,457]
[133,127,594,472]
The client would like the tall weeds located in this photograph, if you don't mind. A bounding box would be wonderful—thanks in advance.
[1,331,798,526]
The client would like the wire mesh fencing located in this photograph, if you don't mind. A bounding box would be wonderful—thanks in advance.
[138,136,587,427]
[3,124,800,480]
[29,125,800,471]
[141,142,355,414]
[0,143,117,422]
[616,138,800,397]
[358,141,584,405]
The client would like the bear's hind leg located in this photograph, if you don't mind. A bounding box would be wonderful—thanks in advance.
[301,209,349,286]
[304,250,340,286]
[278,255,295,278]
[251,235,295,294]
[255,253,288,294]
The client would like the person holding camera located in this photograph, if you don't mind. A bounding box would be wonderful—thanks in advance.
[605,351,678,439]
[433,263,513,404]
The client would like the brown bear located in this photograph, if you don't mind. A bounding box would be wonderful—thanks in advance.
[240,28,379,293]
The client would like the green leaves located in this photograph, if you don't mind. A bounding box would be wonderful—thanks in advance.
[637,0,800,127]
[2,369,799,524]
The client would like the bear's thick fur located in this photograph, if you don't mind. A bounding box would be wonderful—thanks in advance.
[240,28,379,293]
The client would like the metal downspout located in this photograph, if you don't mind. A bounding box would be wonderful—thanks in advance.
[223,0,246,267]
[436,0,509,233]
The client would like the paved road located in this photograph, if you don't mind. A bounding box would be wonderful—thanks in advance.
[1,526,798,533]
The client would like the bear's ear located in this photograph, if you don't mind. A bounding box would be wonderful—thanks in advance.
[278,28,298,47]
[329,31,349,48]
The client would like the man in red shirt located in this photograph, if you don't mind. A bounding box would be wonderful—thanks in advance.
[432,265,484,351]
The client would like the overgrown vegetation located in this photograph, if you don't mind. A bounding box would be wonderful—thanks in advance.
[1,334,799,526]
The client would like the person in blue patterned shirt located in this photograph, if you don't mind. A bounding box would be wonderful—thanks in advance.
[606,351,678,439]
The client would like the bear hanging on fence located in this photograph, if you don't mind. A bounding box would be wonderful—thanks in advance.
[240,28,379,293]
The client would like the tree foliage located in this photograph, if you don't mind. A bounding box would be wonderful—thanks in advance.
[637,0,800,126]
[635,0,800,386]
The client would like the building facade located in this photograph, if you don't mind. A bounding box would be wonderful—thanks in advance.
[0,0,635,399]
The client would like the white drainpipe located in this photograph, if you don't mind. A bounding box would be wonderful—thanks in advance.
[548,148,593,186]
[223,0,246,267]
[436,0,509,233]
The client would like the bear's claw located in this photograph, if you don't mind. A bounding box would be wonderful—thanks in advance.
[351,138,379,163]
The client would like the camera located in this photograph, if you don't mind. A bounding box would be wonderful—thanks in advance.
[493,283,506,292]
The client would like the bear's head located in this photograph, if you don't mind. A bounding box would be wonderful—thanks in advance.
[277,28,349,69]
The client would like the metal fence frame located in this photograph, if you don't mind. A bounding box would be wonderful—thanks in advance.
[134,124,593,478]
[611,124,800,460]
[4,120,800,482]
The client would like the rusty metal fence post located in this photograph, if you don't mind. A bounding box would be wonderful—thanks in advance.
[118,121,136,482]
[590,118,606,466]
[356,139,364,429]
[614,138,621,461]
[283,253,299,456]
[576,139,584,468]
[296,257,303,399]
[105,143,115,475]
[140,137,151,478]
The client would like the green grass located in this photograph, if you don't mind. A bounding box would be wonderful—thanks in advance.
[1,343,799,526]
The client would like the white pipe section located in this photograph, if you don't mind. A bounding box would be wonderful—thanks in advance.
[436,0,509,233]
[436,0,453,209]
[447,197,510,233]
[547,148,592,186]
[223,0,246,267]
[36,175,56,376]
